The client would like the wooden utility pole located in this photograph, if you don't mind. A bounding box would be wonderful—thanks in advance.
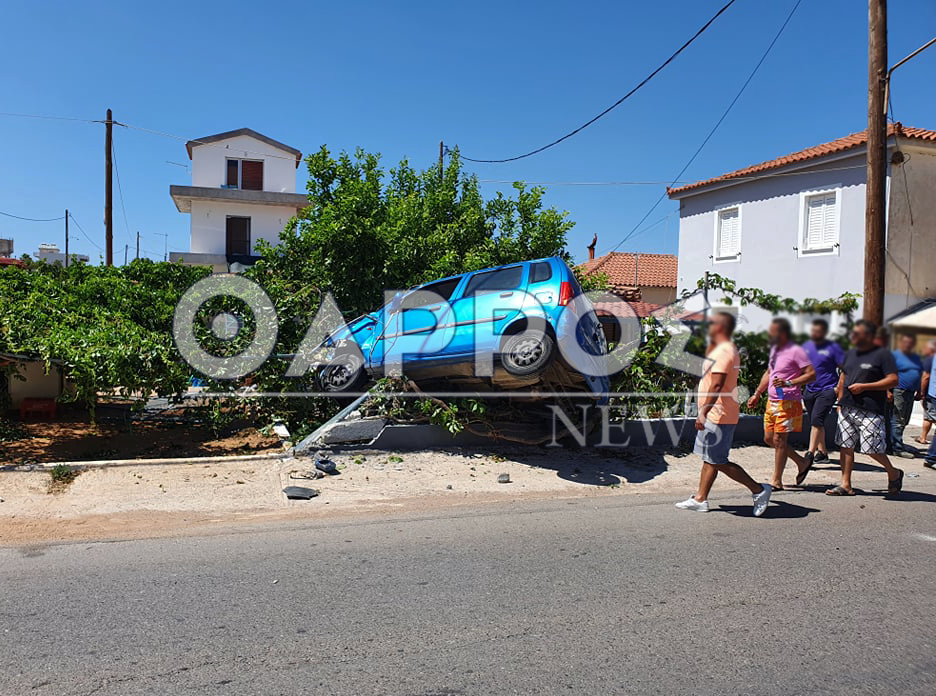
[64,209,69,268]
[438,141,444,183]
[105,108,114,266]
[135,231,140,260]
[864,0,887,326]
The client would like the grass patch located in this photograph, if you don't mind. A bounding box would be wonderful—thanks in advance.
[48,464,80,494]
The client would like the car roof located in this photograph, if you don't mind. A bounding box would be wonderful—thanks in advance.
[411,256,564,290]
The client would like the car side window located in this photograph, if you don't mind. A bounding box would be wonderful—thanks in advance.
[401,277,461,310]
[530,262,552,284]
[463,266,524,296]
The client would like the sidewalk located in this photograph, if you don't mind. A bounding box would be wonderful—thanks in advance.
[3,431,933,545]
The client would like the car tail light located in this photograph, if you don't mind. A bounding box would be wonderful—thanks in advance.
[558,281,574,307]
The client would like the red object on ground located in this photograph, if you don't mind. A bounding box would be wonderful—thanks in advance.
[19,398,56,421]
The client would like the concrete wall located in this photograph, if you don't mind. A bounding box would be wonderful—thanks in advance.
[675,154,871,333]
[189,200,297,255]
[191,134,298,193]
[7,361,63,407]
[884,143,936,319]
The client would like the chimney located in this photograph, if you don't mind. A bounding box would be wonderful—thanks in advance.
[587,234,597,261]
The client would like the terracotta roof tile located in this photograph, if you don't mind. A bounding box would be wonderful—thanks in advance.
[582,251,677,288]
[667,123,936,196]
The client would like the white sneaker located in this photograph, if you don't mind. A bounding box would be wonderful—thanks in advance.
[675,496,709,512]
[752,484,772,517]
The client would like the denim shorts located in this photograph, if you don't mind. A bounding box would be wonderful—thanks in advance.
[693,422,737,466]
[925,396,936,423]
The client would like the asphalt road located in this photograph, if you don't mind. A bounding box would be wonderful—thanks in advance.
[3,476,936,696]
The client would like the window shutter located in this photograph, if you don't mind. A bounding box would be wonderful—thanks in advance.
[226,159,239,188]
[717,208,740,258]
[804,192,837,251]
[241,161,263,191]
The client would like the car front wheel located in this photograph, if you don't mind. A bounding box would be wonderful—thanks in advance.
[319,352,367,393]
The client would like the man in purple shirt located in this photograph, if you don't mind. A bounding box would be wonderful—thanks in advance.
[747,318,816,490]
[801,318,845,475]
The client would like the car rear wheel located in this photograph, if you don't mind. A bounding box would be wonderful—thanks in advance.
[320,352,367,393]
[500,332,555,377]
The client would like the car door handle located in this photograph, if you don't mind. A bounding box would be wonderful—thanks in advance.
[499,292,513,298]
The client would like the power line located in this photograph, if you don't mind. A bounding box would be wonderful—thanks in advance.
[0,210,65,222]
[457,0,739,163]
[66,212,103,251]
[0,111,97,123]
[603,0,803,255]
[111,133,134,245]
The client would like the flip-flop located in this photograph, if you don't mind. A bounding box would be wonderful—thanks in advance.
[771,484,785,492]
[888,469,905,495]
[825,485,856,496]
[796,461,815,486]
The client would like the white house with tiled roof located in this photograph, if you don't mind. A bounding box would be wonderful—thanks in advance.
[169,128,307,272]
[667,123,936,332]
[582,244,678,306]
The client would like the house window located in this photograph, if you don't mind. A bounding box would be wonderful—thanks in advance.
[225,216,251,256]
[801,190,839,254]
[715,207,741,261]
[225,159,263,191]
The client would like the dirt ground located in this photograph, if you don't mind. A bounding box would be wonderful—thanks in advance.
[1,416,281,465]
[3,426,933,546]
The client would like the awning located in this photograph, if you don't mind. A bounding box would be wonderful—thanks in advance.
[889,300,936,331]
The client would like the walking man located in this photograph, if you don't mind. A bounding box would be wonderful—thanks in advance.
[675,311,772,516]
[918,340,936,446]
[924,350,936,469]
[890,333,922,458]
[747,318,816,490]
[801,318,844,479]
[828,320,904,496]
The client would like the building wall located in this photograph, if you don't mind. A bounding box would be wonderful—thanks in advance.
[884,144,936,319]
[640,287,677,306]
[189,200,298,255]
[191,134,298,193]
[675,154,871,334]
[8,361,63,407]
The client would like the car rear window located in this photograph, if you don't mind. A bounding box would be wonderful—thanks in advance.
[530,261,552,284]
[463,266,523,296]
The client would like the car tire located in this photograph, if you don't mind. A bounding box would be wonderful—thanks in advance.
[319,351,367,394]
[500,331,555,377]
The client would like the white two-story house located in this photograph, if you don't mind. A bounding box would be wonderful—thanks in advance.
[169,128,307,272]
[667,123,936,333]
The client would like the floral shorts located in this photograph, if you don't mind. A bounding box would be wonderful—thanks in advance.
[764,399,803,434]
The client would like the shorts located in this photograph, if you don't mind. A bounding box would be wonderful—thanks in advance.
[804,389,837,428]
[836,405,887,454]
[764,399,803,434]
[924,396,936,423]
[693,422,736,466]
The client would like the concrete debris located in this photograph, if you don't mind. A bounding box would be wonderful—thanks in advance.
[497,473,511,484]
[314,455,339,475]
[289,470,325,481]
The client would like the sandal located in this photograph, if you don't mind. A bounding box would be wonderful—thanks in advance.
[796,459,815,486]
[771,483,785,492]
[888,469,904,495]
[825,485,856,496]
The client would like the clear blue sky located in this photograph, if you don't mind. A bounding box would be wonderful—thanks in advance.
[2,0,935,265]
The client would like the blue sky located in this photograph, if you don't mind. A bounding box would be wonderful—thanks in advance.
[2,0,935,265]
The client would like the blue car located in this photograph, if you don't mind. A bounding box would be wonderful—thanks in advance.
[314,257,610,401]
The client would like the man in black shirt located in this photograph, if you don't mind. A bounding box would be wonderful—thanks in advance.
[829,320,904,496]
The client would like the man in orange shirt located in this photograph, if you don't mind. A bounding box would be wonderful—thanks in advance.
[675,312,772,516]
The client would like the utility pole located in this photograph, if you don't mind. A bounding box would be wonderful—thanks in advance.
[439,141,444,183]
[124,244,128,265]
[155,232,168,262]
[135,231,140,260]
[64,209,69,269]
[105,108,114,266]
[864,0,887,326]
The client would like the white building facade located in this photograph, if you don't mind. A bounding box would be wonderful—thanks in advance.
[169,128,307,272]
[668,125,936,334]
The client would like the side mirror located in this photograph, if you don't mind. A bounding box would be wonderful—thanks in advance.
[388,292,403,315]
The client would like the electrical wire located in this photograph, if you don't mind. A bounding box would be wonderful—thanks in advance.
[66,212,103,251]
[0,210,65,222]
[602,0,803,255]
[111,133,135,246]
[0,111,97,123]
[457,0,739,163]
